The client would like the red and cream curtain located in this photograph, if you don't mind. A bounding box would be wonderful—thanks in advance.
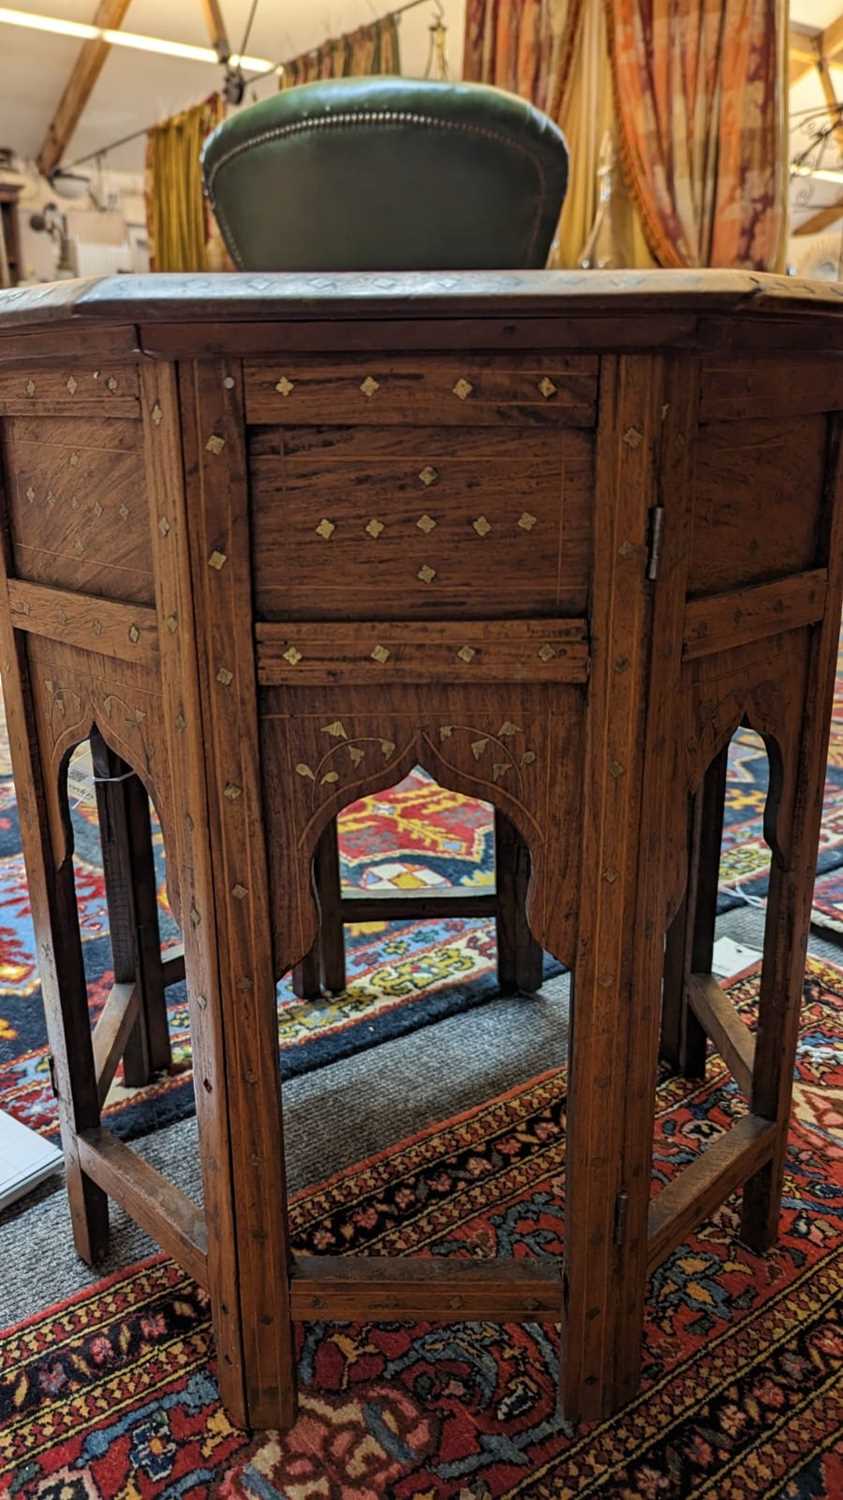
[463,0,787,270]
[281,15,401,87]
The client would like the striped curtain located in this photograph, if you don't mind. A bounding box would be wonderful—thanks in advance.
[281,15,401,88]
[145,94,229,273]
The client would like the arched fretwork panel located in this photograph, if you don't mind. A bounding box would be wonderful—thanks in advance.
[260,683,586,979]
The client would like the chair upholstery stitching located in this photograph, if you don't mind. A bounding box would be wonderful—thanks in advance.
[204,110,551,271]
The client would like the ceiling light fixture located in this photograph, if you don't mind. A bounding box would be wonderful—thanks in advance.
[0,5,272,70]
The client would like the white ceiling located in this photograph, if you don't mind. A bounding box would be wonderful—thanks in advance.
[0,0,466,172]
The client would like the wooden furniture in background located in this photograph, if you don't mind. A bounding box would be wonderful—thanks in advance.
[0,269,841,1433]
[0,185,21,288]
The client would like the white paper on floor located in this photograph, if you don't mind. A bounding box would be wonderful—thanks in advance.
[0,1109,62,1212]
[711,936,763,979]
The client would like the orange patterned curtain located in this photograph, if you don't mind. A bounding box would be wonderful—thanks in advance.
[146,94,230,272]
[462,0,582,116]
[605,0,786,269]
[282,15,401,88]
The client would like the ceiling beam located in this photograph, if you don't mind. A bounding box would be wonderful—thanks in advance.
[790,25,820,88]
[822,12,843,64]
[36,0,133,178]
[793,199,843,236]
[199,0,230,62]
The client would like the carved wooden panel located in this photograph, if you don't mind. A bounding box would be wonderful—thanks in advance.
[699,355,843,422]
[24,634,179,920]
[2,415,154,604]
[250,425,594,619]
[0,365,140,418]
[689,416,827,597]
[244,352,598,427]
[260,681,584,977]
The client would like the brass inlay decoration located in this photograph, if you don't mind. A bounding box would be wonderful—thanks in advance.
[231,883,248,900]
[419,466,439,487]
[538,377,557,399]
[24,380,35,397]
[537,643,556,662]
[316,518,335,541]
[457,645,476,663]
[471,738,488,759]
[208,550,228,570]
[416,514,437,533]
[93,503,103,519]
[275,377,295,396]
[417,564,436,583]
[206,434,226,455]
[106,377,118,392]
[499,722,521,736]
[66,376,77,395]
[348,745,365,766]
[128,624,141,644]
[360,376,380,398]
[521,750,537,766]
[70,453,79,467]
[371,644,391,663]
[452,378,473,401]
[518,512,537,531]
[322,721,347,738]
[322,770,339,785]
[119,504,129,520]
[223,783,243,801]
[175,712,187,732]
[365,518,384,538]
[223,376,236,390]
[439,726,453,739]
[473,516,492,537]
[73,540,84,557]
[158,517,171,537]
[609,761,625,779]
[296,763,315,780]
[492,763,510,782]
[217,667,234,685]
[623,426,643,448]
[283,645,303,666]
[25,486,34,503]
[165,614,178,634]
[151,403,163,426]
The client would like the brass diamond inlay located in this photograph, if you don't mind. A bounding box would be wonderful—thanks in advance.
[538,643,556,662]
[223,783,243,801]
[457,645,476,664]
[538,377,558,399]
[208,550,227,570]
[151,403,163,426]
[158,517,171,537]
[106,377,118,392]
[70,452,79,466]
[473,515,492,537]
[371,644,390,664]
[119,504,129,520]
[217,667,234,685]
[283,645,303,666]
[623,426,643,449]
[231,883,248,901]
[316,518,335,540]
[419,465,439,487]
[416,513,437,534]
[518,512,537,531]
[128,624,141,644]
[206,434,225,455]
[165,614,178,634]
[25,486,35,503]
[365,518,384,538]
[417,564,436,584]
[24,380,35,397]
[275,376,295,396]
[66,376,77,394]
[452,378,473,401]
[360,376,380,398]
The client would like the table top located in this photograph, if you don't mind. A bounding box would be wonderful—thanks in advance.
[1,269,843,332]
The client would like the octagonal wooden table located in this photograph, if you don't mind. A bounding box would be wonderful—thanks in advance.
[0,269,841,1431]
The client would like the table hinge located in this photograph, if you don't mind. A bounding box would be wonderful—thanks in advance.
[613,1189,629,1247]
[647,505,665,581]
[47,1051,59,1099]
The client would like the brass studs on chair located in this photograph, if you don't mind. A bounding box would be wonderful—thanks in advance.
[417,564,436,583]
[472,516,492,537]
[365,518,384,538]
[456,645,476,664]
[275,377,294,396]
[371,644,390,663]
[206,434,226,455]
[316,518,335,540]
[283,645,302,666]
[208,550,228,570]
[419,466,439,487]
[416,514,436,533]
[538,377,557,399]
[452,378,473,401]
[360,376,380,398]
[518,512,537,531]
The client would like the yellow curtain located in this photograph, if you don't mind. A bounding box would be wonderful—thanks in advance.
[146,95,228,273]
[281,15,401,87]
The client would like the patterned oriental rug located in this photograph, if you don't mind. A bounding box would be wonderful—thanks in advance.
[0,959,841,1499]
[0,634,842,1144]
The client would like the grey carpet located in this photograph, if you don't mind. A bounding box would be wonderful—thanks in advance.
[2,903,840,1331]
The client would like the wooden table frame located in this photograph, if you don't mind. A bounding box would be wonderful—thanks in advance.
[0,269,841,1431]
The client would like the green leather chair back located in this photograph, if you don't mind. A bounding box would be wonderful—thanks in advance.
[201,78,568,272]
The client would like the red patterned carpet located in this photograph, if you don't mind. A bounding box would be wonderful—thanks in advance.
[1,959,841,1499]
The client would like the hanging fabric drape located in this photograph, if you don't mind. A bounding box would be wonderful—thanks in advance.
[606,0,786,269]
[145,95,228,273]
[462,0,651,267]
[281,15,401,87]
[464,0,785,270]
